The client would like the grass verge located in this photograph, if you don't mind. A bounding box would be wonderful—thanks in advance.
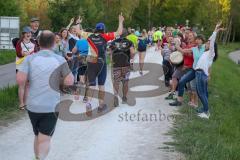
[0,50,16,65]
[0,86,22,123]
[169,43,240,160]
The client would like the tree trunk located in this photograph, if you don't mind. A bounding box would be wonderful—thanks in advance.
[223,16,232,44]
[232,27,236,42]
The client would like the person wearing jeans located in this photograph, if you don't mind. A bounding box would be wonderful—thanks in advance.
[194,22,224,119]
[170,35,206,106]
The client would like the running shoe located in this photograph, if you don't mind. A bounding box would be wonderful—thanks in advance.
[86,103,92,117]
[196,107,204,113]
[122,96,128,104]
[114,96,119,107]
[197,112,210,119]
[169,100,182,106]
[165,92,176,100]
[97,104,108,113]
[139,71,143,76]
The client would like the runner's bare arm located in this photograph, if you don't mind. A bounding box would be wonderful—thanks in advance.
[130,46,135,59]
[66,18,74,30]
[115,13,124,37]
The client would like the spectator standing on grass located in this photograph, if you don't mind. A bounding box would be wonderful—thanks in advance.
[15,26,38,110]
[195,22,222,119]
[17,30,74,160]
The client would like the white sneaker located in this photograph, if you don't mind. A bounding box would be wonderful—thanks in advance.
[197,112,210,119]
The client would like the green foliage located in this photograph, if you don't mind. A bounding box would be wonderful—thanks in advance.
[170,43,240,160]
[0,50,16,65]
[0,85,20,121]
[0,0,22,16]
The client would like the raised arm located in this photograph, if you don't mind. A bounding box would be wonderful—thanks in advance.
[209,21,225,59]
[115,13,124,36]
[66,18,74,30]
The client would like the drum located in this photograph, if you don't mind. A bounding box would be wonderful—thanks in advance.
[170,51,183,65]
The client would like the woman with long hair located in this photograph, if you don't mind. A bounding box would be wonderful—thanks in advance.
[137,29,148,75]
[15,26,38,110]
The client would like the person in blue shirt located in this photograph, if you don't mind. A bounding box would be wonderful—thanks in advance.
[72,38,89,102]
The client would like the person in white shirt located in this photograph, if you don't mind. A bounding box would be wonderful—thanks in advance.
[195,22,225,119]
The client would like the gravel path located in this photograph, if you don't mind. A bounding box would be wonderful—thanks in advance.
[0,47,184,160]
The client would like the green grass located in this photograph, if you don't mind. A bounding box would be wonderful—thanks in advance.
[0,86,21,122]
[170,43,240,160]
[0,50,16,65]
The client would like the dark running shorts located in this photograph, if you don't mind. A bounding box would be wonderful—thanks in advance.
[87,60,107,86]
[28,111,59,136]
[78,64,87,76]
[112,66,131,82]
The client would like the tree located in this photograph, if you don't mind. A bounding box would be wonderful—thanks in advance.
[0,0,22,16]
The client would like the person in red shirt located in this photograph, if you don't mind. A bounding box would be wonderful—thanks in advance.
[76,14,124,116]
[165,31,196,100]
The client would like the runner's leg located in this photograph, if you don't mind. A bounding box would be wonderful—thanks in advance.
[37,133,51,160]
[139,51,146,73]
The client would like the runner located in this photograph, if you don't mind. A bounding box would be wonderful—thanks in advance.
[76,13,124,115]
[109,29,135,106]
[127,29,138,49]
[72,32,89,102]
[127,29,138,70]
[195,22,223,119]
[137,29,148,75]
[15,26,38,110]
[153,27,163,51]
[17,30,74,160]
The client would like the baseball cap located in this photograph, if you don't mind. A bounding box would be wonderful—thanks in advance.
[30,17,39,22]
[96,23,105,31]
[22,26,32,33]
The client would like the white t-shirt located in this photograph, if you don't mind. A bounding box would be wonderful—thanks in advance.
[195,32,217,76]
[21,41,35,54]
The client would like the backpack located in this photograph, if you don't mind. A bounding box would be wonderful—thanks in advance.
[12,37,20,48]
[138,39,147,52]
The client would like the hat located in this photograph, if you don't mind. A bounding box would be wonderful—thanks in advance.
[96,23,105,31]
[30,17,39,22]
[22,26,31,33]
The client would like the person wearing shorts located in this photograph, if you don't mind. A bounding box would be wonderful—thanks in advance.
[109,29,135,106]
[17,31,73,160]
[15,26,38,110]
[77,14,124,115]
